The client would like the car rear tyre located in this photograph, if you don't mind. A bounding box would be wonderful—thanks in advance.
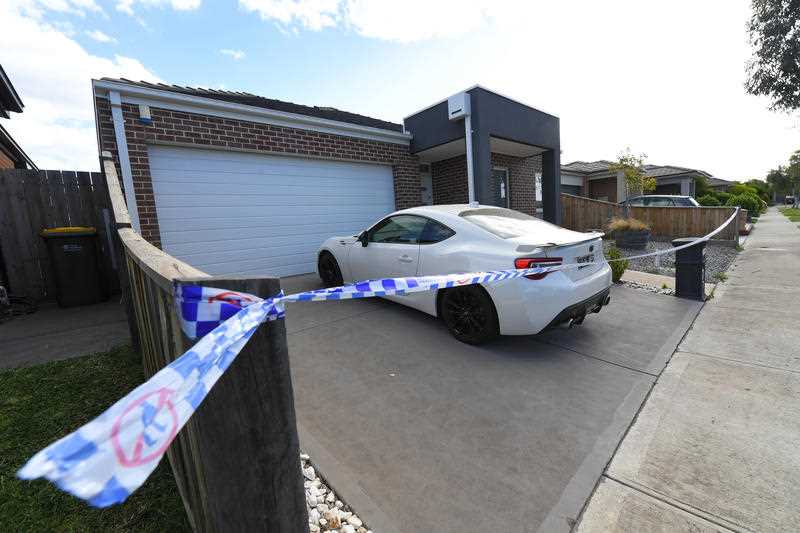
[440,286,499,344]
[318,252,343,287]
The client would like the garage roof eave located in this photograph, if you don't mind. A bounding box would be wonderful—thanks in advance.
[92,79,413,146]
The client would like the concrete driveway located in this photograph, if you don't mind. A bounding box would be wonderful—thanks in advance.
[281,275,702,533]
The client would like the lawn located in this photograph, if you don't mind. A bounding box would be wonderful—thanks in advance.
[779,207,800,222]
[0,345,190,532]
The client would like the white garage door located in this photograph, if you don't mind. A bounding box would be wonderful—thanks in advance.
[148,146,396,277]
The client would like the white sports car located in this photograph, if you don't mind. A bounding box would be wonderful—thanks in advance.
[317,205,612,344]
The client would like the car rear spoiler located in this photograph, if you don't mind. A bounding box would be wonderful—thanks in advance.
[514,232,603,253]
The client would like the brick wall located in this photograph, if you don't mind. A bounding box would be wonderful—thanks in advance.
[589,177,617,203]
[431,155,469,205]
[491,153,540,215]
[95,97,420,247]
[430,152,540,215]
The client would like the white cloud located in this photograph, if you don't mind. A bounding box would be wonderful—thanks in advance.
[239,0,340,31]
[219,48,246,60]
[1,1,160,170]
[32,0,103,17]
[238,0,490,42]
[85,29,117,43]
[240,0,797,180]
[116,0,201,16]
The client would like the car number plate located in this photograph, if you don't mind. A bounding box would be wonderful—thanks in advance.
[576,253,594,268]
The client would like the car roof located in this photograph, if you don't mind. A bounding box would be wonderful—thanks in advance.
[628,195,691,199]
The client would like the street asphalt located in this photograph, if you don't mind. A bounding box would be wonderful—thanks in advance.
[281,274,702,532]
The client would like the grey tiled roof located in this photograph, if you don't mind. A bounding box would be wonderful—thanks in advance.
[100,78,404,132]
[561,160,613,173]
[563,160,713,180]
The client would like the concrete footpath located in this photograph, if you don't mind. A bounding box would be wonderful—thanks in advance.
[577,207,800,532]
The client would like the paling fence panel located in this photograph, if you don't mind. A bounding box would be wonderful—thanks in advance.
[560,193,746,242]
[0,169,119,300]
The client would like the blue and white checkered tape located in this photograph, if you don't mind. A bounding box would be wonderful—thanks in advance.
[16,266,553,507]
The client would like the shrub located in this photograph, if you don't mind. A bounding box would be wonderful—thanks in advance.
[605,246,629,283]
[729,183,759,197]
[608,217,650,232]
[726,192,763,215]
[697,194,720,206]
[714,191,732,204]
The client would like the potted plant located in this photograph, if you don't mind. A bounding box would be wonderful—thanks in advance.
[609,217,651,249]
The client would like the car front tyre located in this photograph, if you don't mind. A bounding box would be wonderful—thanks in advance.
[440,286,499,345]
[318,252,343,287]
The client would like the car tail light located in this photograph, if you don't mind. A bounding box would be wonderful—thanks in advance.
[514,257,563,280]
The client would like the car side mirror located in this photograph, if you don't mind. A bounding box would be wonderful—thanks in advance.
[358,231,368,247]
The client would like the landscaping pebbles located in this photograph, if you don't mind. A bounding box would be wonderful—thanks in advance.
[602,240,738,282]
[301,453,371,533]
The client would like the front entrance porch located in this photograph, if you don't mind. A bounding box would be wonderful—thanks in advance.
[404,87,561,223]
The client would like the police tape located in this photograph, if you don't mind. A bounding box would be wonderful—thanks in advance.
[17,207,739,507]
[16,266,558,507]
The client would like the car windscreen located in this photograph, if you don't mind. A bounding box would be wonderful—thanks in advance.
[459,207,562,239]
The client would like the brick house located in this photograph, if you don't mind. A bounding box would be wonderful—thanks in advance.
[0,65,37,170]
[93,80,561,277]
[559,160,715,203]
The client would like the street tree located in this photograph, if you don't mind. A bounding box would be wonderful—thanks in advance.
[746,0,800,112]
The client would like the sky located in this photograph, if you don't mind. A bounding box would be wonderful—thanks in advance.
[1,0,798,180]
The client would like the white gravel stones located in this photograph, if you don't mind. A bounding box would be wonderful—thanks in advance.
[621,280,675,296]
[302,452,371,533]
[603,240,738,282]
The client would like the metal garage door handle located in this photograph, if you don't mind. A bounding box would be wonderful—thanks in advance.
[398,255,414,263]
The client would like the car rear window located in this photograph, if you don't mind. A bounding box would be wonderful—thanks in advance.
[459,207,560,239]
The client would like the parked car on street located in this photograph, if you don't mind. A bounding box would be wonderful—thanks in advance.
[620,195,700,207]
[317,205,612,344]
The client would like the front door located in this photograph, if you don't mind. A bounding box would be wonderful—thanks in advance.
[491,168,509,208]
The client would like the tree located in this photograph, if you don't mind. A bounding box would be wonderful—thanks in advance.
[789,149,800,205]
[694,174,713,198]
[609,148,655,199]
[746,0,800,112]
[766,166,790,196]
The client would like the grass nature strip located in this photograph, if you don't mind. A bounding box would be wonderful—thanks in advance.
[0,345,190,533]
[779,207,800,222]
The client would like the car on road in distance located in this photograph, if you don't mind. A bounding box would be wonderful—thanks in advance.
[620,195,700,207]
[317,205,612,344]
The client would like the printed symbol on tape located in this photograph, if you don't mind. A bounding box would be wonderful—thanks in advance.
[208,291,255,307]
[111,388,179,467]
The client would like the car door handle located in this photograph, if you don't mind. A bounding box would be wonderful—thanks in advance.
[398,255,414,263]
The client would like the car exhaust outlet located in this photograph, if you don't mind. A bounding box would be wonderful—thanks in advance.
[603,294,611,306]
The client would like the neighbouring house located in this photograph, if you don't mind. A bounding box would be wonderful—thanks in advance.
[0,65,37,170]
[92,79,561,277]
[707,177,735,192]
[560,160,716,203]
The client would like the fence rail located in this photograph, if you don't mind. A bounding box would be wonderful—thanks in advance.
[0,169,119,300]
[101,152,306,531]
[560,193,746,242]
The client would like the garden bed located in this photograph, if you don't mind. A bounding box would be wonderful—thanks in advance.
[603,240,738,283]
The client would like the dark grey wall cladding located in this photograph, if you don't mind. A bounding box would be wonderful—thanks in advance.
[467,87,560,149]
[404,100,465,154]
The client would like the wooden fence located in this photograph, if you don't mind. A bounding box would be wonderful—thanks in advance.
[0,169,119,300]
[560,193,747,243]
[102,152,306,531]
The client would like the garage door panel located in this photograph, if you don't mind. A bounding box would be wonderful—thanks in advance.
[156,207,389,226]
[148,146,396,277]
[153,182,390,200]
[158,214,385,234]
[153,192,391,209]
[150,151,393,179]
